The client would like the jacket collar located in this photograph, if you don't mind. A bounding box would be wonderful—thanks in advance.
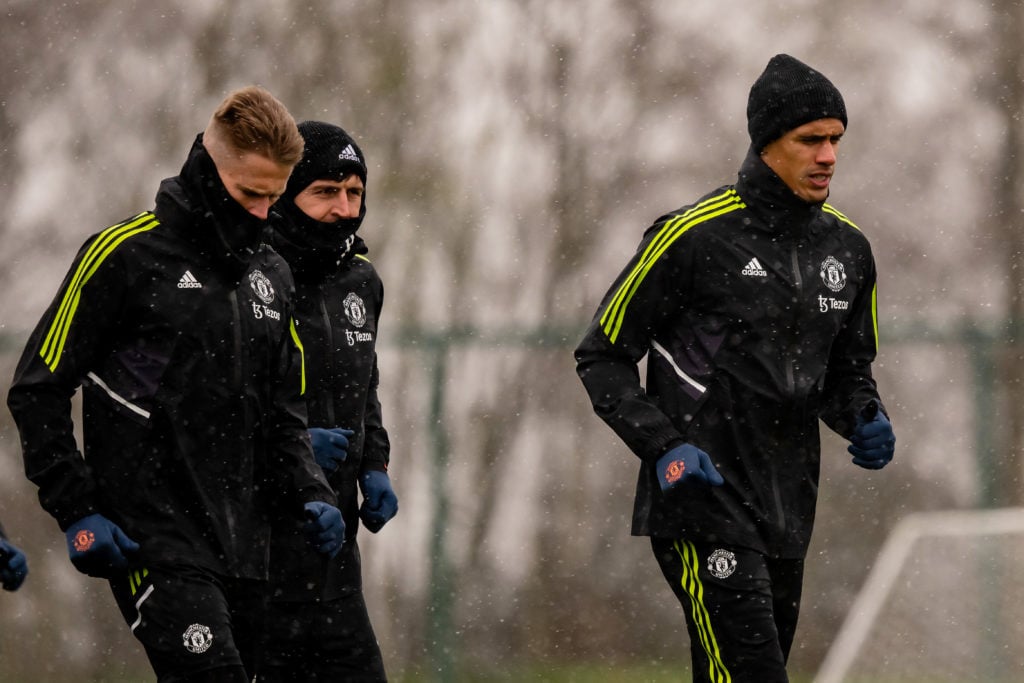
[735,146,823,236]
[153,135,268,282]
[267,201,368,284]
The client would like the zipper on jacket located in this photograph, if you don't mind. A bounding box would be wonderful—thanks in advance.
[318,286,337,426]
[229,290,243,390]
[786,244,803,396]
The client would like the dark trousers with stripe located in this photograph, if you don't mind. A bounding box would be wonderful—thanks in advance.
[109,564,262,683]
[651,537,804,683]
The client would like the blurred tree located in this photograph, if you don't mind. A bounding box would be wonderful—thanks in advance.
[994,0,1024,508]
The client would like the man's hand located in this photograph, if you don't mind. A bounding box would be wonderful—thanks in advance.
[655,443,725,493]
[65,514,140,578]
[303,501,345,558]
[309,427,355,474]
[0,539,29,591]
[358,471,399,533]
[848,400,895,470]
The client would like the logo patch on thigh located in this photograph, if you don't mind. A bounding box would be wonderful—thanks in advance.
[183,623,214,654]
[707,549,738,579]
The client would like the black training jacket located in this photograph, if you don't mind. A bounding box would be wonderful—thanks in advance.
[265,223,390,601]
[575,149,883,558]
[7,139,336,580]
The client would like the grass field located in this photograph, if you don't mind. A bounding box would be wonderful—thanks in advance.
[391,663,816,682]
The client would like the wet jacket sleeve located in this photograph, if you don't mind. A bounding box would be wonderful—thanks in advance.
[267,314,338,511]
[818,241,884,437]
[360,278,390,473]
[6,235,128,530]
[574,218,690,462]
[360,353,391,474]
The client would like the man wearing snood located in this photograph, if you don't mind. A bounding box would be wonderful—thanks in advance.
[261,121,397,682]
[575,55,896,681]
[8,87,343,683]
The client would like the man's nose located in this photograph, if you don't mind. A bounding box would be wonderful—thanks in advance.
[331,197,357,219]
[818,142,837,165]
[248,198,273,220]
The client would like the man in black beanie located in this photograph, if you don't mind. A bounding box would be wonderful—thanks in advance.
[575,54,894,681]
[8,87,343,683]
[261,121,397,682]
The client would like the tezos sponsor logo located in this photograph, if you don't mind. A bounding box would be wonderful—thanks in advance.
[818,295,850,313]
[251,301,281,321]
[182,623,214,654]
[707,549,738,579]
[819,256,847,292]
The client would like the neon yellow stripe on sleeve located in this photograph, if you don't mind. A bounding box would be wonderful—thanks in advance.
[40,213,159,372]
[600,191,745,344]
[871,283,879,351]
[289,317,306,395]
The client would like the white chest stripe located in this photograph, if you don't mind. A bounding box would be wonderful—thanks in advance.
[87,372,151,420]
[130,584,155,632]
[651,340,707,394]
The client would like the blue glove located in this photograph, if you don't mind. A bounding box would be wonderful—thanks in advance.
[309,427,355,474]
[848,400,895,470]
[0,538,29,592]
[655,443,725,493]
[303,501,345,558]
[358,470,399,533]
[65,514,140,578]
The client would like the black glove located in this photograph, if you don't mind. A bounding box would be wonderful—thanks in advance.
[358,471,399,533]
[848,400,896,470]
[303,501,345,558]
[65,513,140,578]
[309,427,355,474]
[0,538,29,591]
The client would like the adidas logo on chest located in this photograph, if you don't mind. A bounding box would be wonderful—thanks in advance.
[741,257,768,278]
[177,270,203,289]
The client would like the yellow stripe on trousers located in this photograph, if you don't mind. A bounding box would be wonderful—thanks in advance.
[129,568,150,597]
[673,539,732,683]
[599,191,745,344]
[40,212,159,372]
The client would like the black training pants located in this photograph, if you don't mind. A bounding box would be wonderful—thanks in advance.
[109,563,262,683]
[651,537,804,683]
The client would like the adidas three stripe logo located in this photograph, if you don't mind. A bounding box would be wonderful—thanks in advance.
[741,257,767,277]
[338,144,361,163]
[177,270,202,289]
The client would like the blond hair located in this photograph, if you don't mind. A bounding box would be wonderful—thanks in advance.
[207,86,304,166]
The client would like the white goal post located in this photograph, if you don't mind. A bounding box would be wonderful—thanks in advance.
[815,507,1024,683]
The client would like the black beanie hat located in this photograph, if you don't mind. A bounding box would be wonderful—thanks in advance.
[746,54,847,152]
[284,121,367,200]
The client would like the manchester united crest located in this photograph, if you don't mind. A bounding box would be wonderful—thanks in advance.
[819,256,847,293]
[249,270,276,304]
[707,549,738,579]
[182,623,214,654]
[343,292,367,328]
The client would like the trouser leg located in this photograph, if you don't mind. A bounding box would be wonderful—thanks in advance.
[651,537,790,683]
